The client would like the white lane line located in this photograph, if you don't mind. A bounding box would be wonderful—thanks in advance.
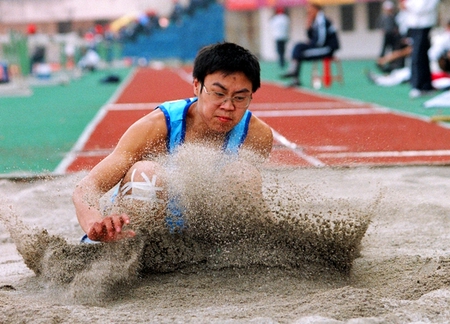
[173,68,194,83]
[317,150,450,158]
[254,107,389,117]
[70,149,114,157]
[107,103,159,110]
[250,102,371,109]
[271,129,326,167]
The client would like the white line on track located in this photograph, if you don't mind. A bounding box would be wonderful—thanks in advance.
[254,107,389,117]
[173,68,194,83]
[71,149,114,157]
[106,103,159,110]
[317,150,450,158]
[250,102,371,109]
[271,129,326,167]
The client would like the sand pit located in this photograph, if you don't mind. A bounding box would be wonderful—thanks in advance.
[1,148,450,322]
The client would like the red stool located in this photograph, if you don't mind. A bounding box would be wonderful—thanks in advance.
[311,56,344,89]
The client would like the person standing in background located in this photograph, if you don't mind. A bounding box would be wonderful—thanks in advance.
[400,0,440,98]
[270,7,290,69]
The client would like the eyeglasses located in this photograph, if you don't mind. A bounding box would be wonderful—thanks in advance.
[202,86,252,109]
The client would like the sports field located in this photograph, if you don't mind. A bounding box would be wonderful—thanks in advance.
[1,59,450,175]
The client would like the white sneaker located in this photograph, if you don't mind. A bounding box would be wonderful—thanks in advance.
[409,88,422,99]
[409,88,436,99]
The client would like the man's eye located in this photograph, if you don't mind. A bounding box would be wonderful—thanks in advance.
[214,92,226,98]
[233,96,246,102]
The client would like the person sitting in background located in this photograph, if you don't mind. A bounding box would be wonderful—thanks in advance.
[280,2,340,87]
[377,1,404,72]
[366,21,450,90]
[428,20,450,73]
[77,47,101,72]
[376,38,412,72]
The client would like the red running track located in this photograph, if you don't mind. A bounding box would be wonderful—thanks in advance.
[56,67,450,173]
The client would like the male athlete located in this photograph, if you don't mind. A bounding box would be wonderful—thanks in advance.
[73,42,274,243]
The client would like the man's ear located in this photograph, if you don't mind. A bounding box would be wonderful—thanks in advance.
[193,78,200,96]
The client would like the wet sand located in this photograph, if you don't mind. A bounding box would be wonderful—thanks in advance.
[1,150,450,323]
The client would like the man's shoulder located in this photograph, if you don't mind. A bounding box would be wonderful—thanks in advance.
[158,97,197,109]
[249,113,272,134]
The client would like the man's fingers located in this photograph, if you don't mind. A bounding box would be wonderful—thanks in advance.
[88,214,133,242]
[89,222,104,240]
[111,214,130,233]
[104,217,116,238]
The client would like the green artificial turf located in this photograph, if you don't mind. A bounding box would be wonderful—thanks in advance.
[0,67,132,174]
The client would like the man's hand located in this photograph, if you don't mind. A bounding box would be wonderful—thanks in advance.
[87,214,136,242]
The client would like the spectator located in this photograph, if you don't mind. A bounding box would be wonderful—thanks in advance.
[170,0,185,25]
[77,47,101,72]
[428,19,450,74]
[186,0,210,16]
[376,38,412,72]
[378,1,401,57]
[377,1,405,72]
[280,2,340,87]
[400,0,440,98]
[27,25,47,74]
[269,7,290,69]
[366,22,450,91]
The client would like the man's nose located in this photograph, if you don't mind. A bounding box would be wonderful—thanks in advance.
[220,98,235,109]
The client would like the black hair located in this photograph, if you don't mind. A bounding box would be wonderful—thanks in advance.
[193,42,261,93]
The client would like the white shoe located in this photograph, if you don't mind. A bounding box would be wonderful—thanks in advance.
[409,88,436,99]
[409,88,422,99]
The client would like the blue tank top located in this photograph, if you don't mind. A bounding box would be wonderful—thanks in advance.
[157,97,252,154]
[157,97,253,233]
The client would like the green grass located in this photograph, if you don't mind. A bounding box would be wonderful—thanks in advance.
[0,67,132,174]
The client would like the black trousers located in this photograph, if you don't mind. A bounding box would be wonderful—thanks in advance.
[276,39,287,68]
[409,27,433,91]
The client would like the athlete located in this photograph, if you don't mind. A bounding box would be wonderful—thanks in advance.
[72,42,274,243]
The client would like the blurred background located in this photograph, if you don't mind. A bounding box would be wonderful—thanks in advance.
[0,0,449,76]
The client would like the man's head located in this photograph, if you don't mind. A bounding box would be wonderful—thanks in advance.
[193,42,261,93]
[382,1,394,12]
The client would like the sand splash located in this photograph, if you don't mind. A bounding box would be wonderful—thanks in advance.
[0,144,376,304]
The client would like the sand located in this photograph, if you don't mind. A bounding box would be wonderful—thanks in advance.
[1,146,450,323]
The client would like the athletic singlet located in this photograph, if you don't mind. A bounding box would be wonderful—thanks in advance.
[156,97,252,154]
[157,97,253,233]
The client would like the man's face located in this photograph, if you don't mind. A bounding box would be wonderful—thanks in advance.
[193,71,253,133]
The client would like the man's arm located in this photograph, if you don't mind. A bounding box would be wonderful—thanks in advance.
[242,115,273,159]
[72,110,167,242]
